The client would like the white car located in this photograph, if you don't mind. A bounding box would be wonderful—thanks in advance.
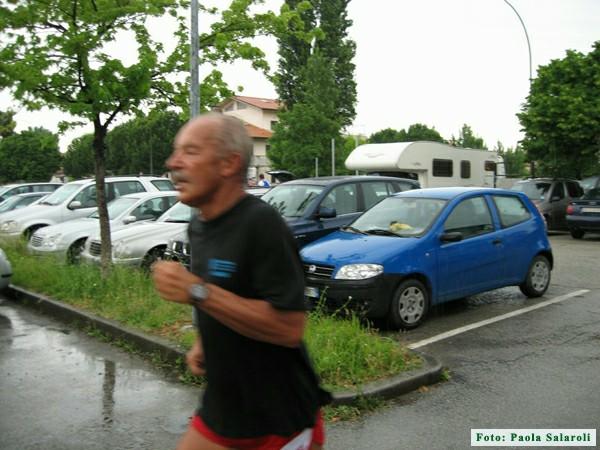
[0,248,12,291]
[0,192,52,216]
[28,191,179,262]
[0,176,173,240]
[0,182,63,203]
[81,201,194,269]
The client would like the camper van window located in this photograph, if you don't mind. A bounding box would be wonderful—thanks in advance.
[460,161,471,179]
[484,161,497,172]
[433,159,453,177]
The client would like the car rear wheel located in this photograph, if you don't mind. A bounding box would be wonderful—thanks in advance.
[388,279,429,330]
[569,229,584,239]
[519,255,551,298]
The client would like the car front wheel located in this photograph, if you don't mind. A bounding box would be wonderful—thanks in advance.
[519,255,551,298]
[388,279,430,330]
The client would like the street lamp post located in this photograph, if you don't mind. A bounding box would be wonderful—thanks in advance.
[503,0,532,84]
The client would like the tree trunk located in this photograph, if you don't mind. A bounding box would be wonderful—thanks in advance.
[93,117,112,278]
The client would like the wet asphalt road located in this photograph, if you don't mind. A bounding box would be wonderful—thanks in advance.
[1,233,599,449]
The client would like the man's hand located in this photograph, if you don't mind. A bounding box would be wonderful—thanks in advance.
[186,337,206,376]
[152,261,203,304]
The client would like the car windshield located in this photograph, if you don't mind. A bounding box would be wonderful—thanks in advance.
[159,202,193,222]
[39,183,83,206]
[580,177,598,192]
[350,197,447,237]
[0,195,25,212]
[89,197,138,219]
[261,184,325,218]
[582,188,600,200]
[511,181,551,201]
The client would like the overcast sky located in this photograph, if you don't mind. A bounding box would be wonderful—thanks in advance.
[2,0,599,152]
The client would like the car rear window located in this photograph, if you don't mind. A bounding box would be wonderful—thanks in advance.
[492,195,532,228]
[511,181,551,200]
[151,179,175,191]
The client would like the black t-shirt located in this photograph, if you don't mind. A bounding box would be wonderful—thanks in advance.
[189,194,331,438]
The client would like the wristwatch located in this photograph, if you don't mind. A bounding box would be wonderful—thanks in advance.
[189,283,208,306]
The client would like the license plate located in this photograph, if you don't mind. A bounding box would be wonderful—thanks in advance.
[581,207,600,213]
[304,286,319,298]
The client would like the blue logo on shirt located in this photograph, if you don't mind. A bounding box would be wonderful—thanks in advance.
[208,259,237,278]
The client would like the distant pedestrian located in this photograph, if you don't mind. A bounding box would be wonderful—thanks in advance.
[152,113,331,450]
[257,173,270,188]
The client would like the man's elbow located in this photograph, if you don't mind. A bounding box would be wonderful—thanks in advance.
[275,312,306,348]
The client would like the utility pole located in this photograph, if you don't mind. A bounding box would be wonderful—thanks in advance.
[190,0,200,117]
[331,138,335,176]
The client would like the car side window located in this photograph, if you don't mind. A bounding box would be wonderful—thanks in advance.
[551,182,565,200]
[444,196,494,238]
[73,185,97,208]
[322,184,358,216]
[114,181,146,197]
[132,196,176,220]
[566,181,583,198]
[362,182,390,210]
[492,195,531,228]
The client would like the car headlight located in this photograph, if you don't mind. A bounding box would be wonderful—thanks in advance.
[0,220,19,233]
[112,240,132,258]
[41,233,62,248]
[335,264,384,280]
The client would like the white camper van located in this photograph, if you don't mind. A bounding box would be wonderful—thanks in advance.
[345,141,504,188]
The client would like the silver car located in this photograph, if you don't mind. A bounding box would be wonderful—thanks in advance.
[0,247,12,291]
[81,201,194,269]
[0,192,51,216]
[28,191,178,263]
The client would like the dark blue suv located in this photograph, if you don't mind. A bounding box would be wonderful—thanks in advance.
[260,176,420,247]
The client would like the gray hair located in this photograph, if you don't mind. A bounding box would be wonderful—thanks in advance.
[200,112,252,181]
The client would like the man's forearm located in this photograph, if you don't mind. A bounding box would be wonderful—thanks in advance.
[198,283,306,348]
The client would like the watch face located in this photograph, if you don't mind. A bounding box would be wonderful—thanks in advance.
[191,284,207,302]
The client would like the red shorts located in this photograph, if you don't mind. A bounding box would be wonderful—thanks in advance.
[190,410,325,450]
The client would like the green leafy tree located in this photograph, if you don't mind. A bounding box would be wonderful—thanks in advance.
[0,110,16,138]
[269,52,342,177]
[275,0,356,127]
[494,141,528,178]
[450,124,487,149]
[518,42,600,178]
[404,123,444,142]
[0,128,61,183]
[0,0,288,273]
[368,128,402,143]
[63,133,94,179]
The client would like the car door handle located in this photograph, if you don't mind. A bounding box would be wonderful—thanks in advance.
[492,238,502,245]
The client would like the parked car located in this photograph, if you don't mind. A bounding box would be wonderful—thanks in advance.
[28,191,178,262]
[81,201,193,269]
[0,182,63,203]
[566,188,600,239]
[580,175,600,194]
[261,175,420,247]
[0,192,51,215]
[0,176,174,240]
[510,178,583,230]
[0,247,12,291]
[301,187,553,329]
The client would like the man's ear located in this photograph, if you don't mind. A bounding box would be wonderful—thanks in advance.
[219,152,243,178]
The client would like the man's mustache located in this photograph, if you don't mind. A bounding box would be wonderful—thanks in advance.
[170,171,189,184]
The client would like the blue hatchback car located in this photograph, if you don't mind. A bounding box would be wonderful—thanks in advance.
[301,187,553,329]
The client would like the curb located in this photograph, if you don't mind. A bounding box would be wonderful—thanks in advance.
[5,284,443,406]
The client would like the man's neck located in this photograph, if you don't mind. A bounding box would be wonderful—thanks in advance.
[199,185,246,221]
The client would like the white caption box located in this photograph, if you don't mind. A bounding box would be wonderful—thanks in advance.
[471,429,596,447]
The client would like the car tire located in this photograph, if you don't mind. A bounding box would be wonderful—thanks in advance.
[388,279,430,330]
[519,255,551,298]
[141,247,165,271]
[67,238,87,264]
[569,229,584,239]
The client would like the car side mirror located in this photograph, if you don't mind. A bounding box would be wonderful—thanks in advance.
[440,231,463,243]
[316,206,336,219]
[68,200,82,210]
[123,215,137,224]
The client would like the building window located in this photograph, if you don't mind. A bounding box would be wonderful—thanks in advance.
[236,101,247,110]
[270,120,278,130]
[224,103,234,112]
[433,159,453,177]
[460,160,471,179]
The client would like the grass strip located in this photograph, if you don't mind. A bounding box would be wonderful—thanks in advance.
[2,239,421,392]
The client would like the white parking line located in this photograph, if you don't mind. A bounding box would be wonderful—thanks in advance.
[407,289,590,350]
